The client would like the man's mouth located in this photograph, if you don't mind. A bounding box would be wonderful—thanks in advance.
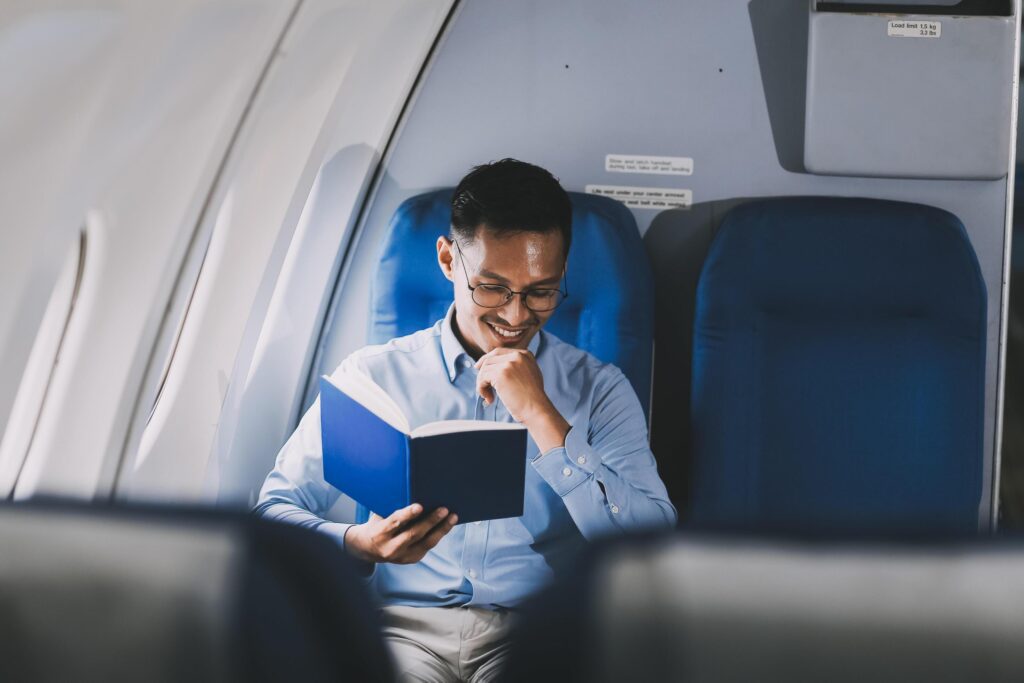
[487,322,528,341]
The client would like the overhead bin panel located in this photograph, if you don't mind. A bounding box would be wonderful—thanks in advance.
[804,0,1017,178]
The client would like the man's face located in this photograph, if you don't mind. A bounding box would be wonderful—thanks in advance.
[437,227,565,359]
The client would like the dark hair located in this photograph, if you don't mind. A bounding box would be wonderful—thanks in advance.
[450,158,572,260]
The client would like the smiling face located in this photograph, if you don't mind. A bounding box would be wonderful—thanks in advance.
[437,227,566,359]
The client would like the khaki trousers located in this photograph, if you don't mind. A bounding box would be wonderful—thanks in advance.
[378,604,517,683]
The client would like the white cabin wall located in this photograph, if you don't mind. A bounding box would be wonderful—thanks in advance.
[2,1,297,500]
[0,5,121,445]
[115,0,454,505]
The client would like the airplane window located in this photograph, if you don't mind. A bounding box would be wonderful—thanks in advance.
[0,229,85,497]
[146,259,202,425]
[142,192,231,428]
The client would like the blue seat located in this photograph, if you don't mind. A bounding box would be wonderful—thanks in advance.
[688,197,987,532]
[362,188,655,522]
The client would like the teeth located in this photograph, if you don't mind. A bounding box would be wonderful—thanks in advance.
[491,324,524,338]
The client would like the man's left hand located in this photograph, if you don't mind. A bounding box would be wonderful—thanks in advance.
[475,348,570,452]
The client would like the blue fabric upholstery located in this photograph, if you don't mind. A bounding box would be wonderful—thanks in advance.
[688,197,987,532]
[370,189,655,416]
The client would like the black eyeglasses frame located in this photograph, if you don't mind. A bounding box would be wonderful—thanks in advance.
[451,239,569,313]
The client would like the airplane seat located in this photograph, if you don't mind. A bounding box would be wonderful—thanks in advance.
[0,502,394,683]
[364,188,655,522]
[688,197,986,533]
[500,534,1024,683]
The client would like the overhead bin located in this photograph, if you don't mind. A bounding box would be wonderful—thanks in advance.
[804,0,1016,179]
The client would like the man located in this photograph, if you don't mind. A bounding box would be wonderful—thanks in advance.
[256,159,676,682]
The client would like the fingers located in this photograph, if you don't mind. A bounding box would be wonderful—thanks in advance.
[477,372,496,405]
[381,503,423,534]
[392,507,452,547]
[474,347,530,370]
[475,352,516,405]
[409,513,459,555]
[381,508,458,564]
[476,350,540,407]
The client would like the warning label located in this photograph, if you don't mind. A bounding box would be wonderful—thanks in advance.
[887,20,941,38]
[585,185,692,210]
[605,154,693,176]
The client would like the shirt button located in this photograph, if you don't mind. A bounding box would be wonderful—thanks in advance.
[467,569,476,578]
[610,505,620,514]
[562,467,572,477]
[577,455,586,465]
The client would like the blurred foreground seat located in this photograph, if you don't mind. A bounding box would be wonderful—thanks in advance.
[502,533,1024,683]
[0,501,393,683]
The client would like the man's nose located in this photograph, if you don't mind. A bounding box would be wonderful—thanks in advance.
[500,294,531,326]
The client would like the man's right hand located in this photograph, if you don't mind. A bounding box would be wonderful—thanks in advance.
[344,504,458,564]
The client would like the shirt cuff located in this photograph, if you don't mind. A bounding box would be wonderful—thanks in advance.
[530,425,596,497]
[319,521,377,579]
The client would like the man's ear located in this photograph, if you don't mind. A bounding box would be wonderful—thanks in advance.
[437,235,455,282]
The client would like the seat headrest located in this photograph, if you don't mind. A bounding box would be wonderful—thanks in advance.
[371,189,655,416]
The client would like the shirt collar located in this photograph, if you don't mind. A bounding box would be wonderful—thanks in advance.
[440,303,544,383]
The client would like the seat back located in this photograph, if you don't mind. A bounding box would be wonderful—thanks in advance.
[0,502,393,683]
[370,189,655,413]
[503,534,1024,683]
[688,197,986,532]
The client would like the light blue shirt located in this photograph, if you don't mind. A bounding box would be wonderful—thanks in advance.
[255,304,676,608]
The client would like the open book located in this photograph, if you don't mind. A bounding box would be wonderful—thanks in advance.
[319,368,527,524]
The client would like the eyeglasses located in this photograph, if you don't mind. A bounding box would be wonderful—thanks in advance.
[453,240,568,312]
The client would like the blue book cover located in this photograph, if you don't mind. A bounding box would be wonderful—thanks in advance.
[319,373,527,524]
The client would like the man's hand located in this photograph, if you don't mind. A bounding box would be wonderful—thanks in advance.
[475,348,570,452]
[345,504,457,564]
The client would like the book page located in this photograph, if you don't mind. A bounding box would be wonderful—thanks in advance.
[411,420,525,439]
[324,364,410,433]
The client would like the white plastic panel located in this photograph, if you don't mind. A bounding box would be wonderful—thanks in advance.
[6,1,296,500]
[805,8,1016,178]
[117,0,453,504]
[0,5,123,448]
[0,232,82,496]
